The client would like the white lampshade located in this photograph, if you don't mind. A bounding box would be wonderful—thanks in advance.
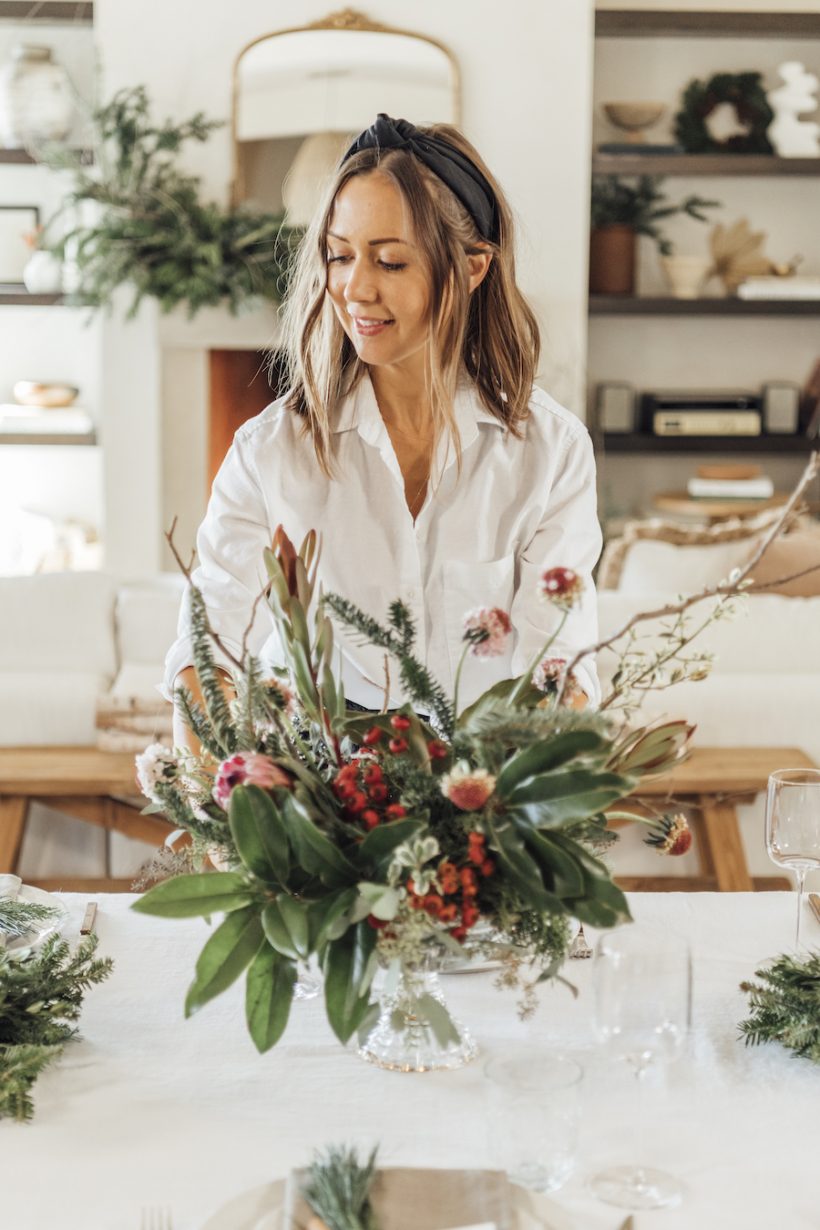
[282,131,352,226]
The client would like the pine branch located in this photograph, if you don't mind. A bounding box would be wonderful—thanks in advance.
[302,1144,379,1230]
[0,1044,62,1123]
[174,686,225,761]
[739,950,820,1063]
[322,594,453,733]
[0,900,59,939]
[189,587,238,755]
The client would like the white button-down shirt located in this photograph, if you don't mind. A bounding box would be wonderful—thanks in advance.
[163,375,602,711]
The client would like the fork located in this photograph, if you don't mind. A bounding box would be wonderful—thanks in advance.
[140,1209,172,1230]
[569,922,593,959]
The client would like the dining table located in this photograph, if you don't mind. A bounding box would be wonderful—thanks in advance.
[2,891,818,1230]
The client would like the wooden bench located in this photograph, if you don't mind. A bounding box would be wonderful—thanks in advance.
[613,746,816,892]
[0,746,174,892]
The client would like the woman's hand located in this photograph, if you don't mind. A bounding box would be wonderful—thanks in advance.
[172,665,235,757]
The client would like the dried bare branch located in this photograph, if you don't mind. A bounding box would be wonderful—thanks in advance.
[557,450,820,705]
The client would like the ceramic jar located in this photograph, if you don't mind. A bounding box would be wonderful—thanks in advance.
[22,248,63,293]
[0,44,74,147]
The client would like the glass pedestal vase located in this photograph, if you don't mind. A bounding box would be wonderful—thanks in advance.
[358,957,478,1073]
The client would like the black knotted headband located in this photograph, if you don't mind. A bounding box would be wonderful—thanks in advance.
[341,113,499,243]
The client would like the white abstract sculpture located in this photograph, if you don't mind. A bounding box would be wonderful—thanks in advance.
[768,61,820,158]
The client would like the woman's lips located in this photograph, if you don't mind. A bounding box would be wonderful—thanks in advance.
[352,317,394,337]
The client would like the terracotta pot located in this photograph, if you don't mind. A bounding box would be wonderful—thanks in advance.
[589,224,636,295]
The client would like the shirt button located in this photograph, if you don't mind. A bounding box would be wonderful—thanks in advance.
[406,588,418,602]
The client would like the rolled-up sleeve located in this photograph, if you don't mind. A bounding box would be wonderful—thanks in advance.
[509,428,602,706]
[161,432,277,701]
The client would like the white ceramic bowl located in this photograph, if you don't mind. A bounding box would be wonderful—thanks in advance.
[13,380,79,408]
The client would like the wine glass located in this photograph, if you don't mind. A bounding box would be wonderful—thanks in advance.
[766,768,820,950]
[590,925,691,1211]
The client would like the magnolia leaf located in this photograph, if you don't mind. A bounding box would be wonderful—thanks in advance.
[184,906,264,1015]
[416,993,462,1048]
[517,825,585,898]
[458,675,542,726]
[323,922,377,1044]
[308,887,358,948]
[228,785,290,884]
[282,797,358,888]
[491,823,563,914]
[496,730,608,797]
[508,770,629,826]
[245,942,297,1052]
[357,816,425,871]
[131,872,253,918]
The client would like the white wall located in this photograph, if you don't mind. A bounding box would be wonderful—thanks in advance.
[597,0,820,11]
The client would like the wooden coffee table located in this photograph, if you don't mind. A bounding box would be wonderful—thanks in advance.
[614,746,816,892]
[0,746,174,892]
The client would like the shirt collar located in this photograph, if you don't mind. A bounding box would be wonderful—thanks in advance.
[330,370,505,444]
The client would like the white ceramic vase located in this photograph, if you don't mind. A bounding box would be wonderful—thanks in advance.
[22,249,63,293]
[0,44,74,147]
[661,255,712,299]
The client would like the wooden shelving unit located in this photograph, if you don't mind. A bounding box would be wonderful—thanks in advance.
[0,2,93,21]
[595,10,820,39]
[589,296,820,317]
[0,147,92,164]
[0,428,95,445]
[592,153,820,177]
[600,433,817,455]
[0,285,64,305]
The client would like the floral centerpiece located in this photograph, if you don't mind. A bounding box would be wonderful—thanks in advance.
[133,524,698,1072]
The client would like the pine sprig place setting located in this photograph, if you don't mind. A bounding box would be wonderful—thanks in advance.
[740,950,820,1065]
[0,936,113,1122]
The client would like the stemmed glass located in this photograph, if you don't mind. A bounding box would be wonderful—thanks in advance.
[590,925,691,1211]
[766,768,820,950]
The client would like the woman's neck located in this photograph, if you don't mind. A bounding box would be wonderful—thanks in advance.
[369,361,433,438]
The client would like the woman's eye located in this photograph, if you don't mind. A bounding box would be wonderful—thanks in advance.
[326,254,350,264]
[379,261,406,272]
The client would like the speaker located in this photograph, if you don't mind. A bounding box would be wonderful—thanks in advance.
[594,382,635,434]
[762,382,801,435]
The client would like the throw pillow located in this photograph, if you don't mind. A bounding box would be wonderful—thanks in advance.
[743,525,820,597]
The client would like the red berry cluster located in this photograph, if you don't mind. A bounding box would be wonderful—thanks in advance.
[331,757,407,830]
[362,716,448,764]
[407,831,495,943]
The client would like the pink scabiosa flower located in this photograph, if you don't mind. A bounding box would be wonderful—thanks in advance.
[462,607,512,658]
[532,656,585,705]
[440,761,496,811]
[539,566,584,610]
[213,752,293,810]
[135,743,178,804]
[645,812,693,857]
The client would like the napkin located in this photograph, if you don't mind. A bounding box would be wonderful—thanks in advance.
[0,874,22,899]
[287,1167,512,1230]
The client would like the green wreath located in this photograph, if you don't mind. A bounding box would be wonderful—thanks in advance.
[674,72,774,154]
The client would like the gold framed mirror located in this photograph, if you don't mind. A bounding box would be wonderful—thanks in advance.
[229,8,461,220]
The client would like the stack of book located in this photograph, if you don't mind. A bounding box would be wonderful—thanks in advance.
[686,463,774,501]
[738,276,820,300]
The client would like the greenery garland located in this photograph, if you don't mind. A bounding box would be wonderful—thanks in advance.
[739,950,820,1064]
[0,935,113,1121]
[38,87,302,319]
[674,72,774,155]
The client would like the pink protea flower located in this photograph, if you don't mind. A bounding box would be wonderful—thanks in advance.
[539,566,584,610]
[462,607,512,658]
[213,752,293,810]
[532,656,585,705]
[441,761,496,811]
[645,812,693,857]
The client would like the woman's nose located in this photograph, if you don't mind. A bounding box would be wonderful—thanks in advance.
[343,258,377,303]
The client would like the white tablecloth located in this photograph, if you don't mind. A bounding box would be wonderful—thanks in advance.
[2,893,818,1230]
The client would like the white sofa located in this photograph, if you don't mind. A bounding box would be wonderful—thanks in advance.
[1,570,817,886]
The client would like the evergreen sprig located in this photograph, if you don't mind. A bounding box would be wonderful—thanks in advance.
[0,899,58,940]
[322,594,454,734]
[739,951,820,1064]
[301,1144,379,1230]
[36,85,301,318]
[188,587,238,756]
[0,936,113,1121]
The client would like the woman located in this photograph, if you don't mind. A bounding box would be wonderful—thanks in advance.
[163,114,601,737]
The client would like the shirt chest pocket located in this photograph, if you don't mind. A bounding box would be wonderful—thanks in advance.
[442,554,516,679]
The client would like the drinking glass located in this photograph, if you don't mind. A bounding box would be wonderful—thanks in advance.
[766,768,820,949]
[485,1051,583,1192]
[589,925,691,1211]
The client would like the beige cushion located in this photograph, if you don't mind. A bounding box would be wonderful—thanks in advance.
[598,506,798,592]
[743,526,820,597]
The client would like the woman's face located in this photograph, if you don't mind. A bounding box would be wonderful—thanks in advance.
[325,171,431,375]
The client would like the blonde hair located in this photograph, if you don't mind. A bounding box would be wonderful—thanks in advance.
[278,122,540,478]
